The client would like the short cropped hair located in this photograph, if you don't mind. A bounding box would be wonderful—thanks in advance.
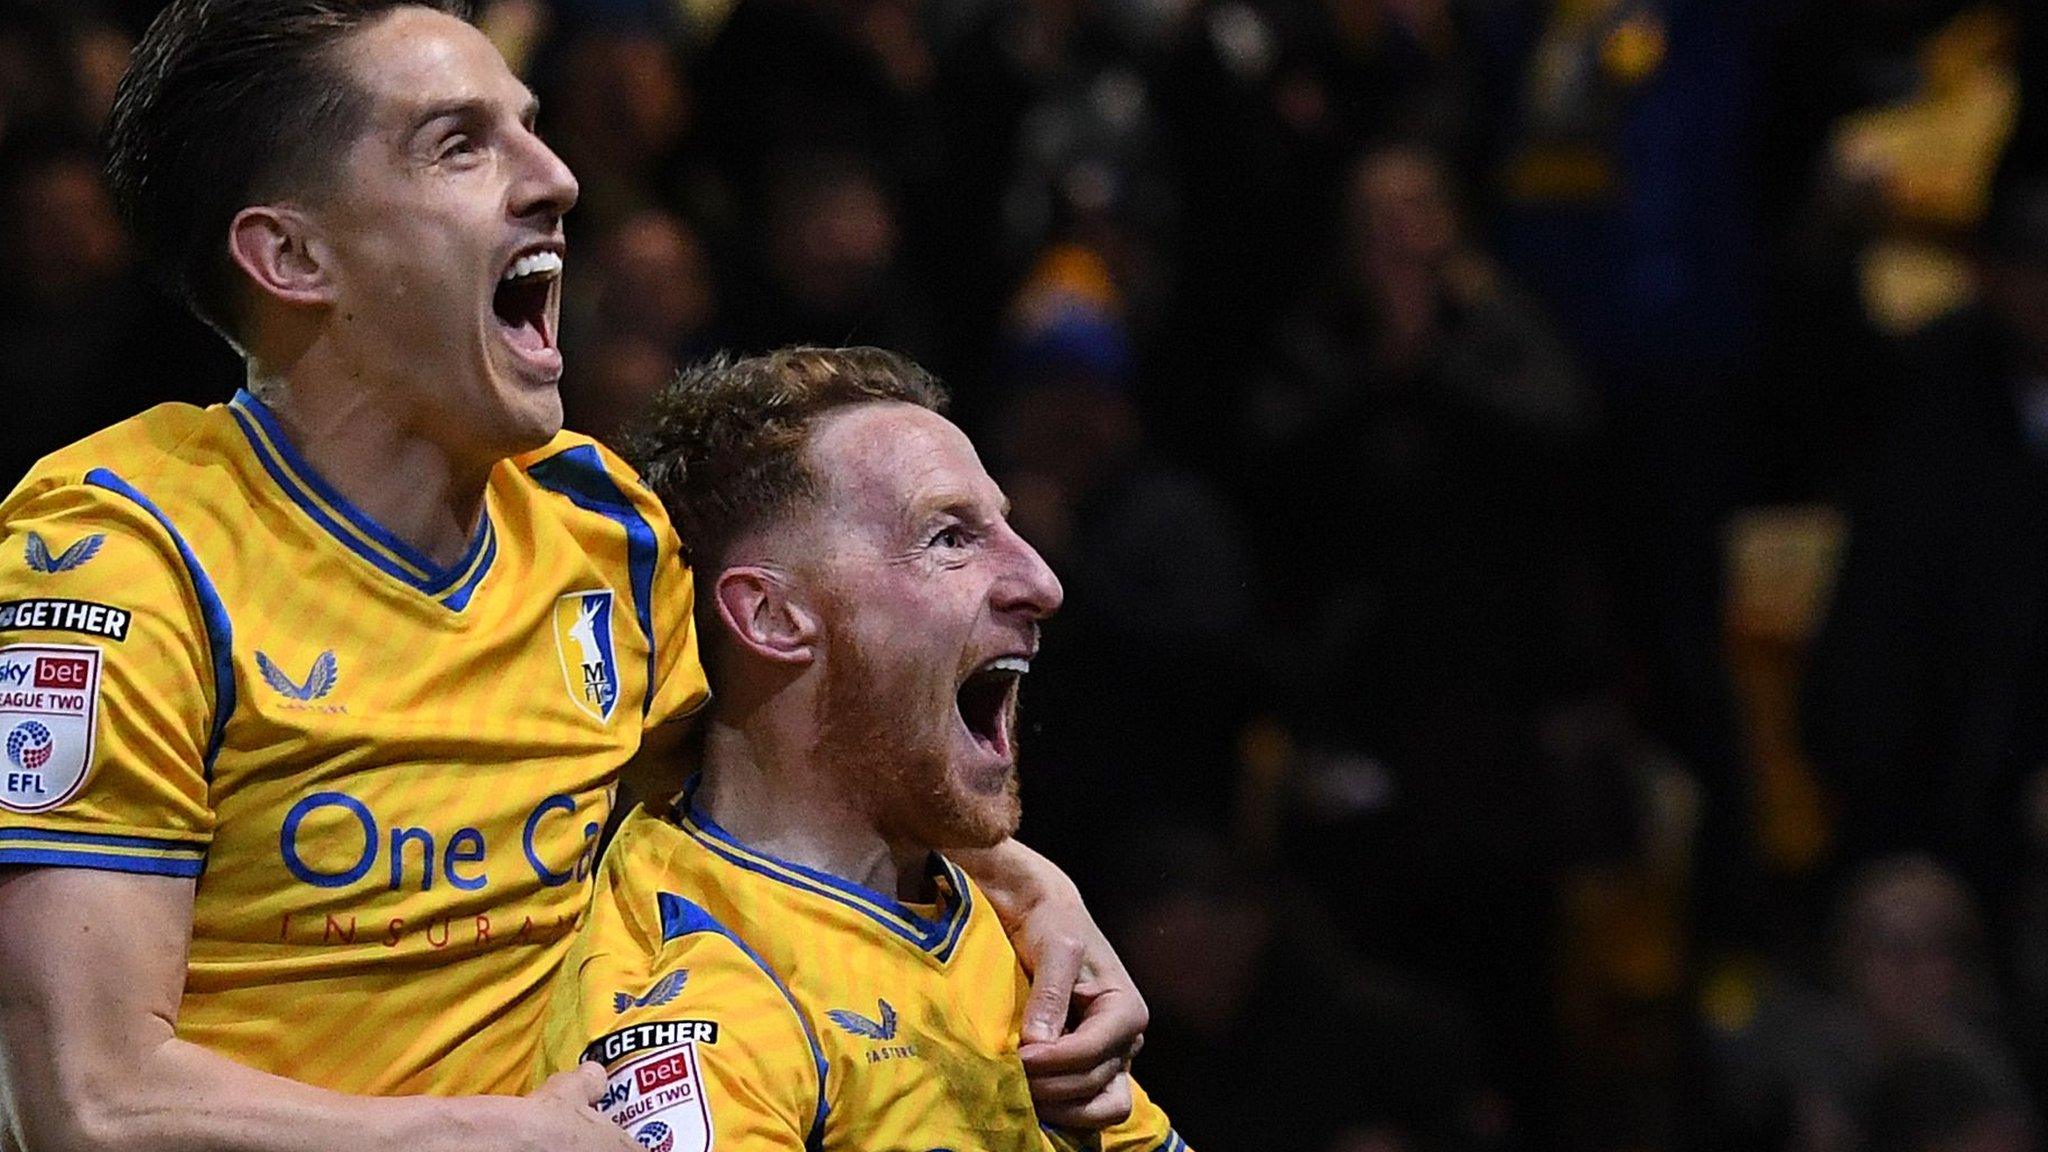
[628,347,949,574]
[104,0,472,342]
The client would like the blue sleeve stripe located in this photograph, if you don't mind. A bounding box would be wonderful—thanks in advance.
[524,446,659,717]
[657,892,832,1147]
[82,469,236,775]
[0,847,205,877]
[0,827,206,854]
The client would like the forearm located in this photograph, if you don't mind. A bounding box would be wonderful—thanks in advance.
[951,839,1146,1129]
[951,838,1077,931]
[6,1031,506,1152]
[0,868,560,1152]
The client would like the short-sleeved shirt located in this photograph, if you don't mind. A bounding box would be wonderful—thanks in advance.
[0,389,707,1093]
[538,789,1190,1152]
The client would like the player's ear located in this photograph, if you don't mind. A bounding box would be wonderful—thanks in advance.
[227,204,337,309]
[713,565,816,666]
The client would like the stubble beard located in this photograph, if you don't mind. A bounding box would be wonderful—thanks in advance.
[814,614,1021,852]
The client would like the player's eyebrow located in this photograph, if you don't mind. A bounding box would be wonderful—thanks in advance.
[407,93,540,134]
[909,493,1009,527]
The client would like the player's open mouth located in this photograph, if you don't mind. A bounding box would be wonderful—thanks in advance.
[492,247,563,367]
[956,655,1028,762]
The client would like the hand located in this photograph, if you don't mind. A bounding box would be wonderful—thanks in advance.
[479,1064,641,1152]
[1013,882,1148,1130]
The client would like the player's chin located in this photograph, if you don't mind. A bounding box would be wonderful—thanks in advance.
[943,762,1021,847]
[486,372,566,452]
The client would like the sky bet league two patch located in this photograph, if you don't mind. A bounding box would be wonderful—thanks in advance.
[0,644,101,813]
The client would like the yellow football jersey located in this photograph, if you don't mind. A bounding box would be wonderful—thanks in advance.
[0,390,706,1094]
[538,787,1190,1152]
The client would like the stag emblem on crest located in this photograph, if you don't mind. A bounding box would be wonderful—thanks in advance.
[553,590,620,722]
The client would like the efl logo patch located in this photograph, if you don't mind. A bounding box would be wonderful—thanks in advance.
[554,590,620,722]
[0,644,100,813]
[596,1041,712,1152]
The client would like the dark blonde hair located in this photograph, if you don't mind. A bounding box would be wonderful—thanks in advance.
[627,346,948,574]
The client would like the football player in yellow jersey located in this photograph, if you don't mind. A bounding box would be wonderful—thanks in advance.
[0,5,1143,1151]
[538,347,1191,1152]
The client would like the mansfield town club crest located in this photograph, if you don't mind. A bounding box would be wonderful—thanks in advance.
[554,590,620,722]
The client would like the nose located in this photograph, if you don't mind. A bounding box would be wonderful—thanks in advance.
[508,126,580,223]
[992,523,1064,621]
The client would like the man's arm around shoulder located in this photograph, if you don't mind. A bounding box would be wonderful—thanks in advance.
[0,866,637,1152]
[952,839,1148,1129]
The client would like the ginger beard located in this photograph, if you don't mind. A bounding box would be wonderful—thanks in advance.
[811,594,1023,851]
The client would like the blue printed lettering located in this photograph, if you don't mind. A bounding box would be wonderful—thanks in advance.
[281,792,377,888]
[281,793,605,892]
[576,821,601,882]
[445,827,488,891]
[389,826,436,891]
[523,793,578,887]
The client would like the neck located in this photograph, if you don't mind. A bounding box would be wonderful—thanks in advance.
[246,367,493,569]
[694,707,936,902]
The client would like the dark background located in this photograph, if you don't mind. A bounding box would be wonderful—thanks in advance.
[6,1,2048,1148]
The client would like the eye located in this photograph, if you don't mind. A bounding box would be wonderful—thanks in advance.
[929,525,968,550]
[439,133,482,161]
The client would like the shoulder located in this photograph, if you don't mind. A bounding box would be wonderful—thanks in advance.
[11,403,231,510]
[583,812,812,1031]
[512,432,668,527]
[557,870,825,1150]
[507,432,688,593]
[4,401,251,566]
[1,405,247,626]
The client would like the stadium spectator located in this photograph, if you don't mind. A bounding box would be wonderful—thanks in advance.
[1803,170,2048,911]
[1239,139,1625,1144]
[530,24,714,230]
[1106,826,1493,1152]
[988,244,1254,868]
[0,133,232,486]
[560,207,727,445]
[733,146,936,361]
[1708,856,2020,1151]
[1486,0,1768,953]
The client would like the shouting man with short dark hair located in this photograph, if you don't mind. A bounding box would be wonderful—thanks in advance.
[0,6,1145,1151]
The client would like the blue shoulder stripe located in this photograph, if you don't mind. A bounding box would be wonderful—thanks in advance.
[658,892,831,1150]
[525,445,659,716]
[0,827,205,853]
[83,469,234,775]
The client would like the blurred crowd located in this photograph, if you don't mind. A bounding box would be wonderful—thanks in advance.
[6,0,2048,1149]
